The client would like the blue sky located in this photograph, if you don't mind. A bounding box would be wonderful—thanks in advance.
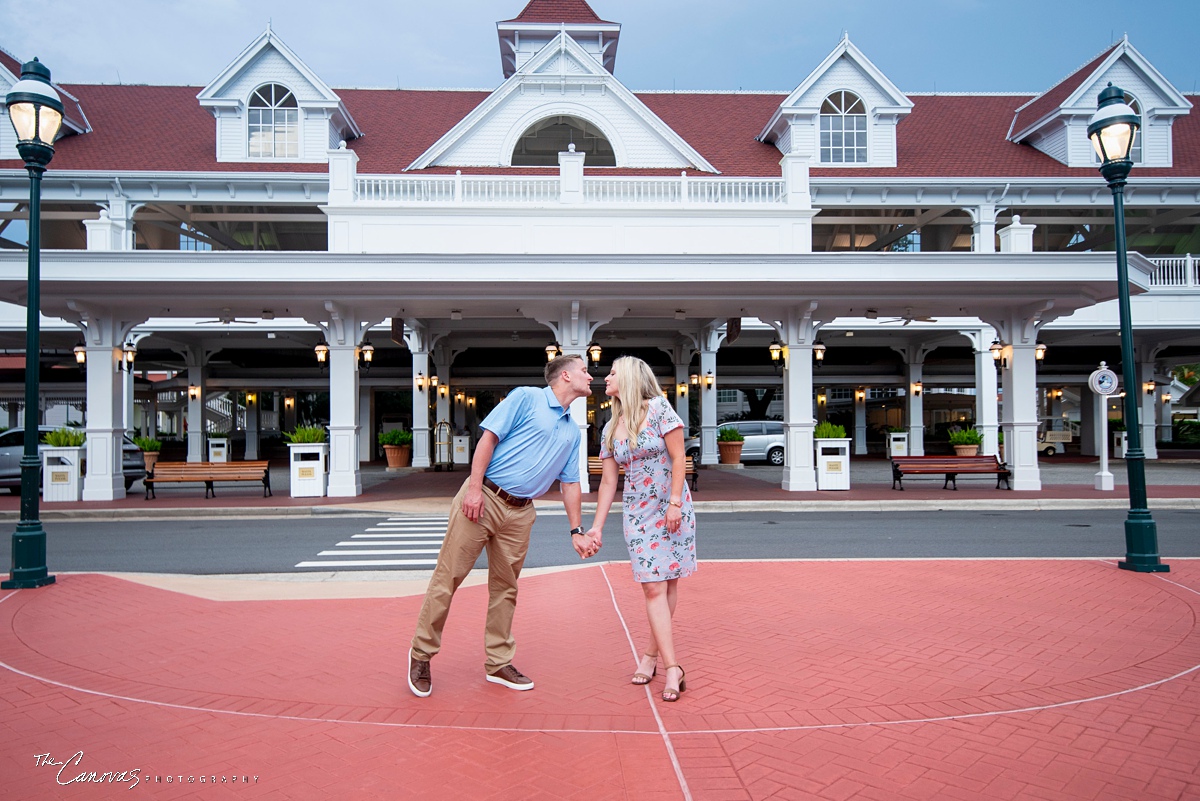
[2,0,1197,95]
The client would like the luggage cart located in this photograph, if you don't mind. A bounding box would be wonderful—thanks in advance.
[433,420,454,471]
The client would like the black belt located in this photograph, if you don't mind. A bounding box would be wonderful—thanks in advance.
[483,477,532,508]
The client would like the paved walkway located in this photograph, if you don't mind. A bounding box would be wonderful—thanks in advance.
[2,559,1198,799]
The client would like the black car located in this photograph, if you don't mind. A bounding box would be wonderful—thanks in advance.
[0,427,146,492]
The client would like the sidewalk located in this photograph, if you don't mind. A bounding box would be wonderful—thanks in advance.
[2,455,1199,520]
[2,558,1198,799]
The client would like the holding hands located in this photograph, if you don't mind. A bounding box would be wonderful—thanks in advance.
[573,529,603,559]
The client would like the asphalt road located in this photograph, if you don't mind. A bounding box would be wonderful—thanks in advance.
[1,509,1196,575]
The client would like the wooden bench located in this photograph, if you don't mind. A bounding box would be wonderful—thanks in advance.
[587,456,699,492]
[891,455,1011,491]
[144,461,272,499]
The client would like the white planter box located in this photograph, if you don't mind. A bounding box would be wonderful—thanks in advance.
[208,437,229,463]
[1113,430,1127,459]
[289,442,328,497]
[887,432,909,458]
[452,435,470,465]
[815,437,851,490]
[42,446,85,503]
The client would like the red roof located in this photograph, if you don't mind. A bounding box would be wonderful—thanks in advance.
[502,0,613,24]
[1009,44,1118,139]
[0,46,22,80]
[3,83,1197,179]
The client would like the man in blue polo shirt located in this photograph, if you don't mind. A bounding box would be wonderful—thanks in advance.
[408,353,600,696]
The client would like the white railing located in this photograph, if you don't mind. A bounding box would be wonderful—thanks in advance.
[355,174,787,206]
[1147,254,1199,289]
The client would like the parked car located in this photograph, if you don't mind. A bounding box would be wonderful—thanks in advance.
[685,420,786,465]
[0,427,146,492]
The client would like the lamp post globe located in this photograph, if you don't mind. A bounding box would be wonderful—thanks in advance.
[3,59,65,590]
[1087,83,1168,574]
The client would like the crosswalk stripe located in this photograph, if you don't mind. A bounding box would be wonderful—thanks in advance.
[353,533,446,539]
[295,517,449,570]
[317,549,443,556]
[336,541,444,546]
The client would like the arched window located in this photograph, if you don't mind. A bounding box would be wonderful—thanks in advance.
[248,84,298,159]
[511,116,615,166]
[820,91,867,164]
[1127,95,1143,163]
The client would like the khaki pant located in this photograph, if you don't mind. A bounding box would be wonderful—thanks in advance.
[410,479,537,671]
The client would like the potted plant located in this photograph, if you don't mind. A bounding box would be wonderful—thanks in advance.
[41,427,87,503]
[814,421,851,490]
[132,435,163,472]
[285,426,329,498]
[716,426,744,464]
[949,428,983,457]
[379,428,414,468]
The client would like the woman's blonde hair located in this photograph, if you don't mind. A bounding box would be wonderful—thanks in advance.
[603,356,664,453]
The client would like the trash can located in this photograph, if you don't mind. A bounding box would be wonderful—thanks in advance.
[815,438,851,490]
[42,446,85,503]
[1113,430,1127,459]
[887,432,908,458]
[208,437,229,463]
[289,442,328,497]
[452,435,470,466]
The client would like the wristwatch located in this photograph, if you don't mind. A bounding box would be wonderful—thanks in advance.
[569,526,585,536]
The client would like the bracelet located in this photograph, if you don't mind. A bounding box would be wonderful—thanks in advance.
[668,500,682,507]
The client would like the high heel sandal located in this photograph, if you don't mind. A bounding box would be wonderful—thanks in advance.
[630,653,658,685]
[661,665,686,702]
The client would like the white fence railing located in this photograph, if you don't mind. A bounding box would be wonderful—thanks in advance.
[1147,254,1199,289]
[355,174,787,206]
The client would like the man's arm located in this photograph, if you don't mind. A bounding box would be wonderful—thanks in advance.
[462,430,498,523]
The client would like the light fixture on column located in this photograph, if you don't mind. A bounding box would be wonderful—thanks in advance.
[467,396,476,407]
[768,339,783,362]
[855,388,865,402]
[429,375,439,391]
[455,390,465,402]
[1035,341,1047,361]
[587,340,602,363]
[817,392,827,406]
[73,341,86,365]
[689,372,699,386]
[677,382,687,397]
[314,337,329,368]
[283,394,295,410]
[188,385,201,401]
[911,381,923,397]
[438,384,448,398]
[1088,81,1166,573]
[358,338,374,373]
[414,371,426,390]
[118,340,137,372]
[813,339,826,367]
[245,391,257,404]
[1143,381,1155,396]
[1162,391,1172,404]
[704,371,714,389]
[545,341,561,361]
[989,339,1003,362]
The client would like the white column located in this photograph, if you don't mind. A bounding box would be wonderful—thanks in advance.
[997,215,1035,253]
[1137,358,1159,460]
[1159,390,1173,443]
[778,305,819,491]
[434,348,452,437]
[70,310,139,502]
[411,350,431,469]
[326,341,362,497]
[186,353,206,462]
[561,345,591,492]
[698,346,719,466]
[973,336,1000,457]
[853,387,867,455]
[359,388,373,463]
[999,342,1042,490]
[244,393,259,460]
[558,145,585,204]
[672,346,692,437]
[970,203,997,253]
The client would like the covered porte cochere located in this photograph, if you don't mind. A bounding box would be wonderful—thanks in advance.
[0,247,1153,500]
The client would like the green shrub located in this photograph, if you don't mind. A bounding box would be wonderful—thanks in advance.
[814,421,847,438]
[948,428,983,446]
[378,428,413,446]
[1176,420,1200,445]
[284,425,327,444]
[132,436,162,452]
[716,426,744,442]
[888,426,906,433]
[42,427,86,447]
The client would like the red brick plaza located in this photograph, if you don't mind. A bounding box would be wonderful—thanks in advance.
[2,555,1198,800]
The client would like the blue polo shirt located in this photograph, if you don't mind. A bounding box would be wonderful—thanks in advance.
[481,386,581,498]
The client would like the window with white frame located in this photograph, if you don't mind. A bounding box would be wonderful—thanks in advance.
[511,115,615,166]
[820,91,867,164]
[248,84,299,159]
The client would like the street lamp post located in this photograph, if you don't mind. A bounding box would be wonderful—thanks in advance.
[3,59,64,589]
[1087,83,1169,574]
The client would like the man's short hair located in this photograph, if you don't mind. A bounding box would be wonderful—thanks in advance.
[545,353,584,384]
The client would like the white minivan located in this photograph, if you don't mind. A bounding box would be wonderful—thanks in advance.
[685,420,786,465]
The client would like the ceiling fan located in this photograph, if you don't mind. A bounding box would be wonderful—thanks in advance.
[195,308,258,325]
[875,307,938,325]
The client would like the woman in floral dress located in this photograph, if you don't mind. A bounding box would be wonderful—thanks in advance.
[586,356,696,702]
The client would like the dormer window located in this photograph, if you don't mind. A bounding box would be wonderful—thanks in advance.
[512,116,616,166]
[248,84,298,159]
[820,91,867,164]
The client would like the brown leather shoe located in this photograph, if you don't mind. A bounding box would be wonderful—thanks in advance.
[486,664,534,691]
[408,649,431,697]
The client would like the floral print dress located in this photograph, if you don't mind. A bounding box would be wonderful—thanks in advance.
[600,395,697,583]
